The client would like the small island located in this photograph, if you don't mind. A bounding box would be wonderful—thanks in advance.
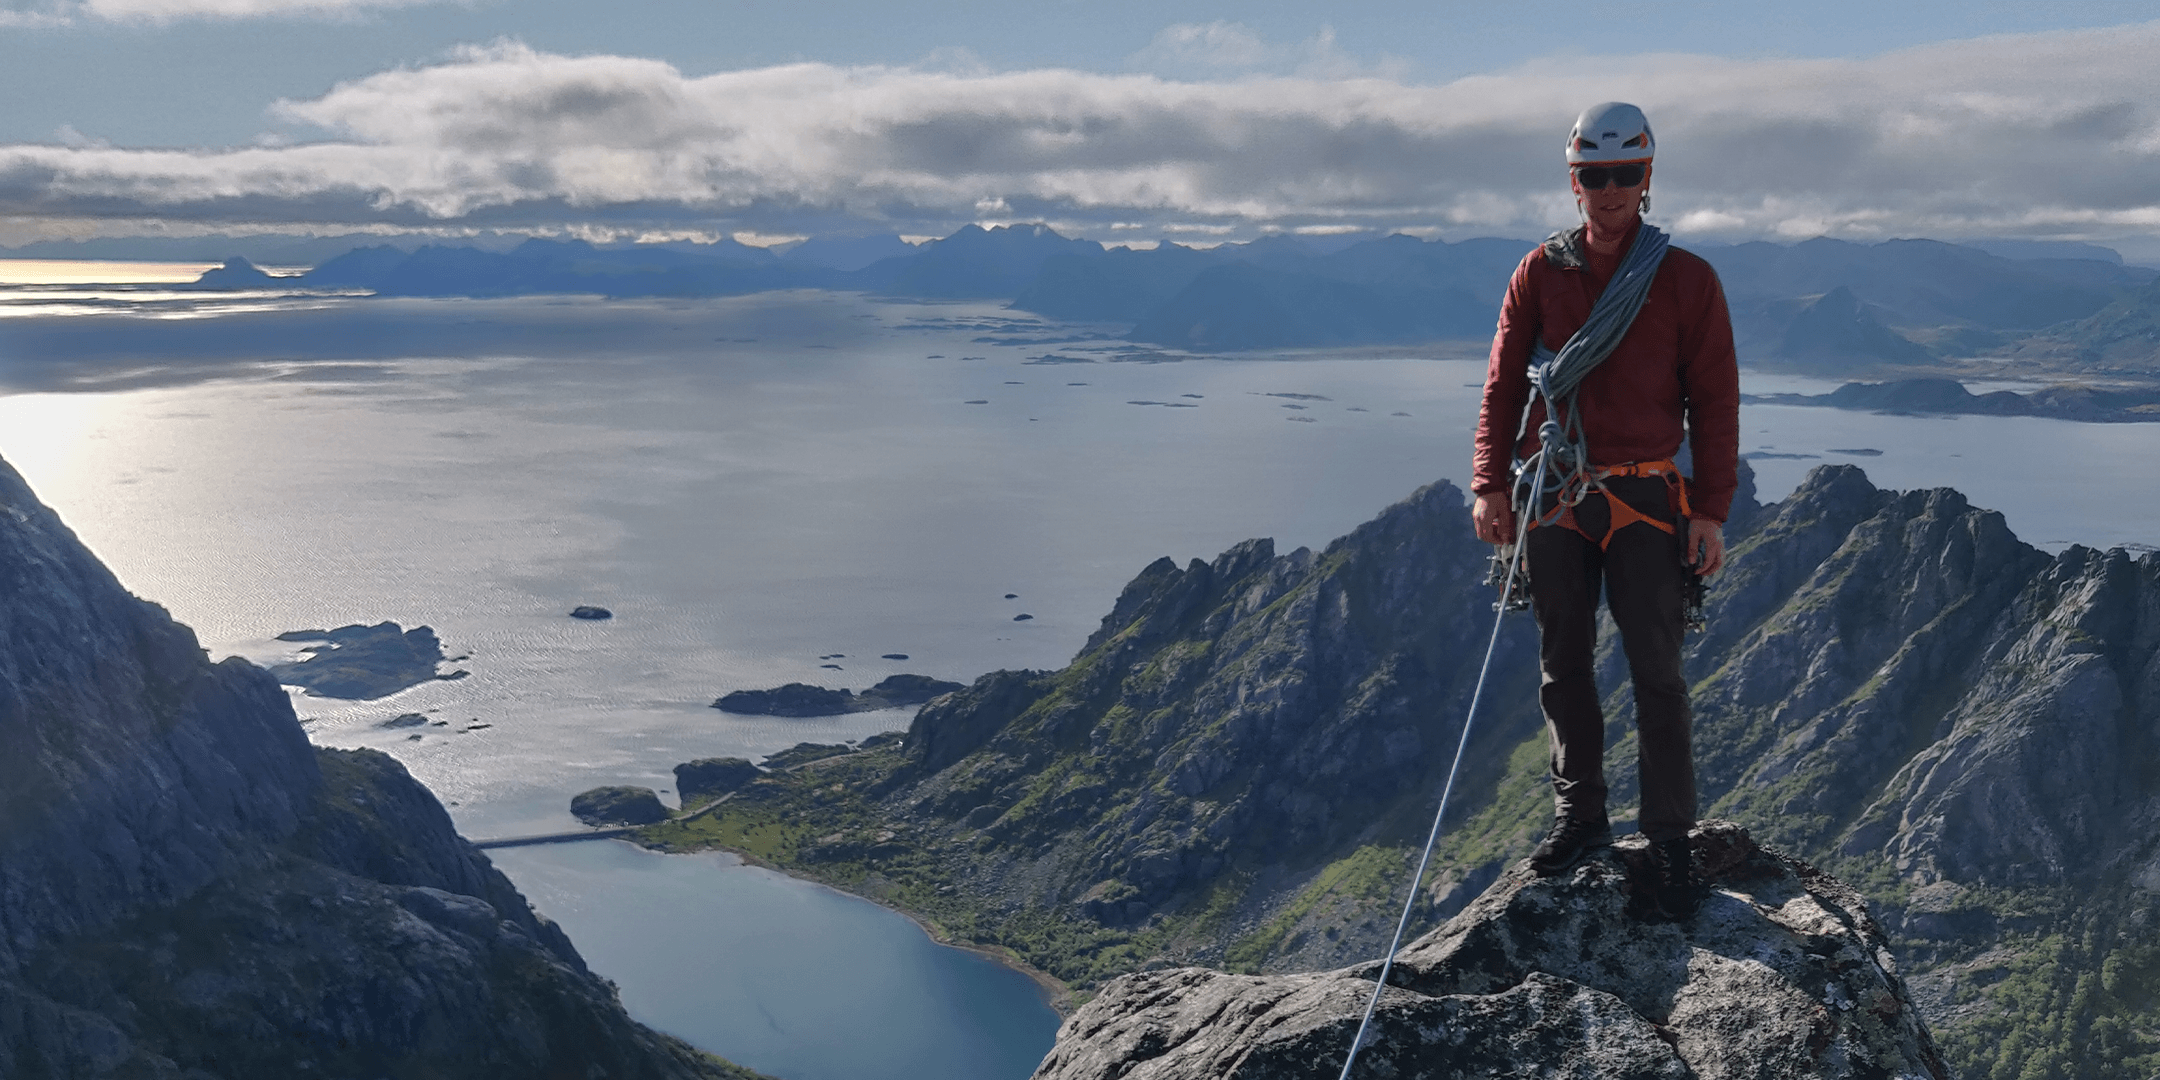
[712,673,965,717]
[1745,377,2160,422]
[570,785,670,826]
[570,605,613,620]
[269,622,467,699]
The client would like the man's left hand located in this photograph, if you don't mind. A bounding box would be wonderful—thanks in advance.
[1686,518,1724,577]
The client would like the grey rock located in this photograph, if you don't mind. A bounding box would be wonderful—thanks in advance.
[1035,823,1946,1080]
[0,453,755,1079]
[569,605,613,620]
[712,673,965,717]
[761,742,854,769]
[268,621,464,699]
[674,757,761,802]
[570,786,670,826]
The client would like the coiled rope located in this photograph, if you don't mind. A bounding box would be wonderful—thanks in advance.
[1335,224,1669,1079]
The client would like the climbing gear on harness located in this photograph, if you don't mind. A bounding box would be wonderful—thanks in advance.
[1567,101,1655,166]
[1338,221,1674,1080]
[1531,458,1691,551]
[1485,543,1531,613]
[1528,812,1613,876]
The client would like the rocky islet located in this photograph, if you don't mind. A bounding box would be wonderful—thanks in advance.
[268,621,468,699]
[711,673,966,716]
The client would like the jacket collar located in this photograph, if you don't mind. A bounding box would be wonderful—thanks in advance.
[1542,225,1588,270]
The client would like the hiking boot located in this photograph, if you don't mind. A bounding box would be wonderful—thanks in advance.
[1527,813,1612,876]
[1653,836,1701,920]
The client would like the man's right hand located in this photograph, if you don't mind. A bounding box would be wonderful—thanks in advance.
[1473,492,1515,545]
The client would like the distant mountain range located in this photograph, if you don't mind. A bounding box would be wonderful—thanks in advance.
[49,222,2159,372]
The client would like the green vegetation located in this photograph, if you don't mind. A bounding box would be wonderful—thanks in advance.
[1224,845,1406,974]
[1928,896,2160,1080]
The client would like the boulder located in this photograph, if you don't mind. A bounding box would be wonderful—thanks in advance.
[570,786,669,826]
[674,757,761,802]
[570,605,613,620]
[1032,822,1947,1080]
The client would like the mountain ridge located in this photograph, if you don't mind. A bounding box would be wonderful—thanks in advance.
[640,460,2160,1078]
[0,453,761,1078]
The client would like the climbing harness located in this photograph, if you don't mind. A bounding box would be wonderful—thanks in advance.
[1336,222,1677,1079]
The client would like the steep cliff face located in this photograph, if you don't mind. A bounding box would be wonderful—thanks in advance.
[0,455,754,1079]
[657,459,2160,1077]
[894,478,1543,915]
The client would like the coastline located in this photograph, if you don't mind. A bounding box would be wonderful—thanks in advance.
[625,817,1076,1016]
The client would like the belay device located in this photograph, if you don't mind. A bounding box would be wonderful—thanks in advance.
[1336,222,1691,1078]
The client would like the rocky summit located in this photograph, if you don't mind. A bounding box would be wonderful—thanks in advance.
[0,452,758,1079]
[1035,823,1947,1080]
[1036,820,1952,1075]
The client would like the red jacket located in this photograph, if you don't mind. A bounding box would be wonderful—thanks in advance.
[1472,224,1742,523]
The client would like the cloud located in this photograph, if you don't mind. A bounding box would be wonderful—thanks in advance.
[0,0,75,26]
[1,26,2158,244]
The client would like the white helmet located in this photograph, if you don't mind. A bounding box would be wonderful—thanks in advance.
[1566,102,1654,166]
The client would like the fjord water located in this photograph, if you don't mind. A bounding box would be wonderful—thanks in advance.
[1,290,2156,1078]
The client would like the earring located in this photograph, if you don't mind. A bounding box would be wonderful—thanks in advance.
[1639,192,1652,216]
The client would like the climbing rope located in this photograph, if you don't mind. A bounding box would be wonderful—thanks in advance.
[1335,225,1668,1079]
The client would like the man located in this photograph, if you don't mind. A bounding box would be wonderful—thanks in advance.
[1469,102,1739,918]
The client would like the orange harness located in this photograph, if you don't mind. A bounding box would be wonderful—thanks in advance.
[1530,458,1692,551]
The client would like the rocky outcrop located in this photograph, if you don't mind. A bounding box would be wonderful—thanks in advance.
[0,453,756,1078]
[572,785,671,826]
[762,742,855,769]
[1035,824,1946,1080]
[712,673,965,716]
[676,757,761,803]
[269,621,467,699]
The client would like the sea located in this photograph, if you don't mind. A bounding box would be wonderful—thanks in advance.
[1,265,2155,1080]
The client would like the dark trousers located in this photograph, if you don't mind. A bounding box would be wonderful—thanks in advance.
[1523,476,1696,842]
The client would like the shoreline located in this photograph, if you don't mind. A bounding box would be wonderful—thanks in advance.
[626,832,1077,1017]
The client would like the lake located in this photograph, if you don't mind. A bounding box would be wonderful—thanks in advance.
[1,284,2154,1078]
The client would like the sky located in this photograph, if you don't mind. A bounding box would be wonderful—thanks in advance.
[2,0,2158,250]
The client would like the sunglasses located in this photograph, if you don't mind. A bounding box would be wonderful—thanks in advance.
[1574,164,1647,190]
